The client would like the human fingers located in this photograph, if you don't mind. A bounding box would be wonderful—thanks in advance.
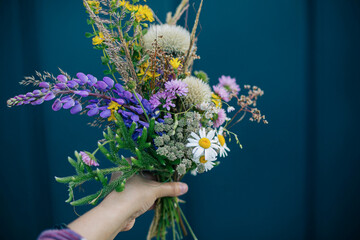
[155,182,188,198]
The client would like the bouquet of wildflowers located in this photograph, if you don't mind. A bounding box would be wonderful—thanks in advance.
[7,0,267,239]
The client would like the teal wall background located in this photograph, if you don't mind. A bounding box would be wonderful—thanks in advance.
[1,0,359,239]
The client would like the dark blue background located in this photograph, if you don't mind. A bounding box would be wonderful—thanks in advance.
[1,0,359,239]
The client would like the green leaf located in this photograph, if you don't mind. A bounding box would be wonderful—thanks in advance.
[103,69,112,75]
[96,168,108,186]
[85,32,94,38]
[115,179,126,192]
[87,19,95,25]
[101,56,110,65]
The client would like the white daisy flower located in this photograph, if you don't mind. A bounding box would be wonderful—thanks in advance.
[186,128,219,160]
[193,154,217,172]
[217,127,230,157]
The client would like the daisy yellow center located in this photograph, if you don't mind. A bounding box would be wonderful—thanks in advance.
[198,138,211,149]
[199,156,208,164]
[218,135,225,146]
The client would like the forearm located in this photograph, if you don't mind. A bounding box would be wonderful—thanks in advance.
[68,201,132,240]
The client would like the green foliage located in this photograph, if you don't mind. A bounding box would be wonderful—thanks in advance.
[55,113,172,206]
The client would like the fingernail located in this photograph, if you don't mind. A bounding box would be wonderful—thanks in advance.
[179,183,188,195]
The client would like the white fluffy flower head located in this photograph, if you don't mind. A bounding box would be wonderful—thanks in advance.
[143,24,191,55]
[182,76,212,108]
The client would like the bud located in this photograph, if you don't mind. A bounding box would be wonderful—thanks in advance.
[127,80,137,90]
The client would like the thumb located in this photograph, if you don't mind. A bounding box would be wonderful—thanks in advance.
[155,182,188,198]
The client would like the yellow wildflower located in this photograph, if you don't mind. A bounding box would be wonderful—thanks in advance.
[138,61,160,81]
[211,93,222,108]
[86,1,101,14]
[107,101,122,121]
[118,0,133,10]
[169,58,182,70]
[92,32,105,45]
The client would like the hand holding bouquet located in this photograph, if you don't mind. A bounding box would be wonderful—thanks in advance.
[7,0,267,239]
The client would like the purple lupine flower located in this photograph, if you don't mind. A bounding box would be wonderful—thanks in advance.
[218,75,240,96]
[100,109,111,118]
[87,107,99,116]
[52,99,62,111]
[74,90,89,97]
[86,104,100,116]
[55,83,67,90]
[103,77,114,88]
[80,151,99,167]
[70,101,82,114]
[31,97,45,105]
[213,85,230,102]
[44,92,55,101]
[149,91,176,110]
[63,98,75,109]
[165,79,188,96]
[39,82,50,88]
[87,74,97,86]
[67,80,79,89]
[95,81,108,90]
[57,75,68,83]
[33,90,41,96]
[76,73,88,85]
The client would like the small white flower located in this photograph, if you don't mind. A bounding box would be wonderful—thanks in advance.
[217,127,230,157]
[205,111,213,119]
[194,112,202,121]
[193,154,217,172]
[198,101,210,111]
[227,106,235,113]
[225,117,231,121]
[186,128,219,160]
[190,169,198,176]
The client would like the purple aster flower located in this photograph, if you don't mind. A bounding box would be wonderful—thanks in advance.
[218,75,240,96]
[149,91,176,110]
[213,108,227,128]
[80,151,99,167]
[165,80,188,96]
[213,85,230,102]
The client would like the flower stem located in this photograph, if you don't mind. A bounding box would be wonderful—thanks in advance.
[132,90,150,123]
[179,206,198,240]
